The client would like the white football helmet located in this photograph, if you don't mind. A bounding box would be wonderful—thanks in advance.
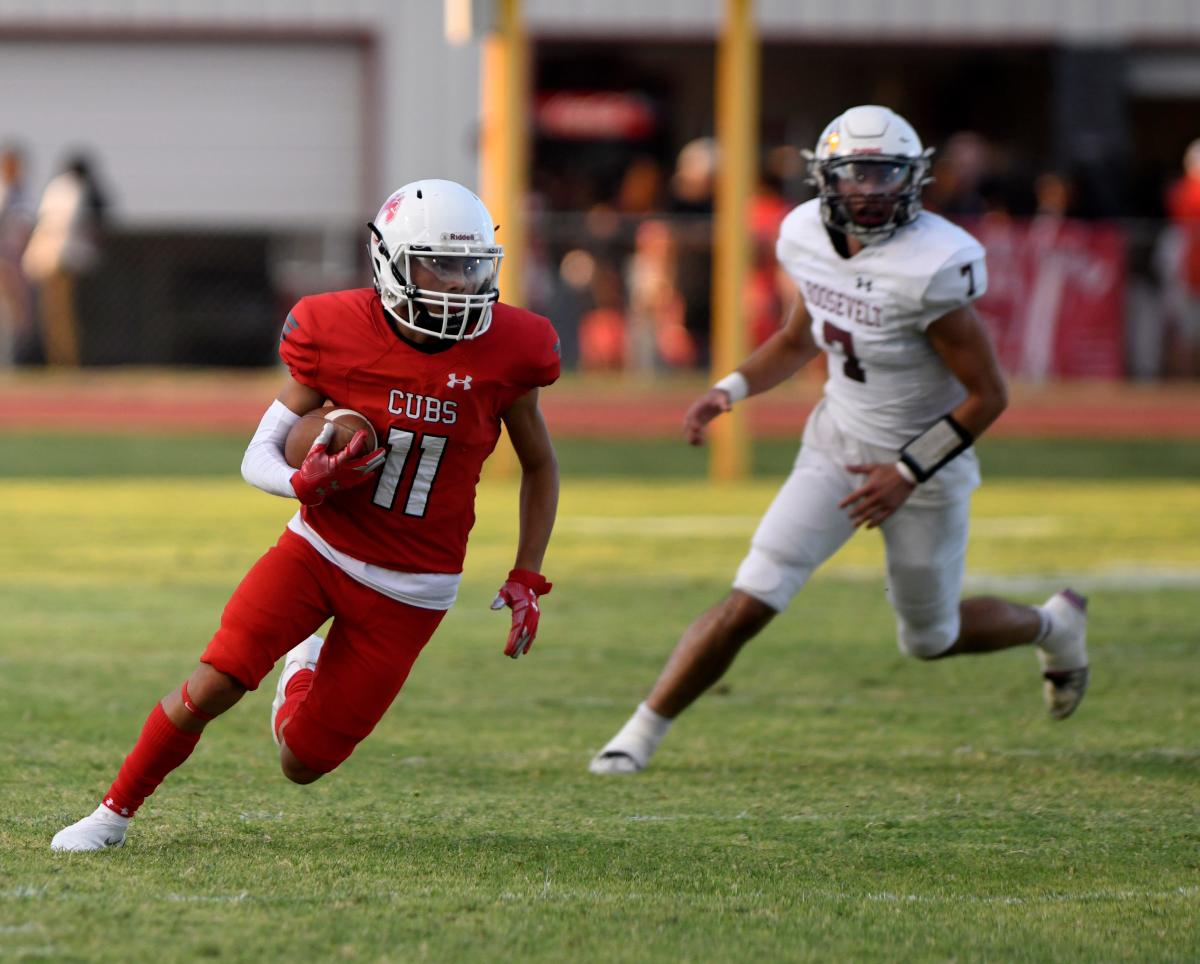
[806,105,933,243]
[368,179,502,340]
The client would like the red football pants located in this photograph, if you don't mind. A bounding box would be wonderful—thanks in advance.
[201,529,445,773]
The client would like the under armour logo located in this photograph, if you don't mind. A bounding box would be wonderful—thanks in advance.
[856,276,873,291]
[447,373,472,390]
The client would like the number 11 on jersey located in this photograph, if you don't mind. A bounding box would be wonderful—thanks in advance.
[372,428,448,517]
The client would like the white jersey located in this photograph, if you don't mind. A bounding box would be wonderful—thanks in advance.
[776,199,987,449]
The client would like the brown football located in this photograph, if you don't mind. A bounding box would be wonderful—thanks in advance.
[284,407,378,469]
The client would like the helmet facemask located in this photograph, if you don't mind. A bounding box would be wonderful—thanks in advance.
[368,223,502,341]
[810,154,932,244]
[804,106,934,245]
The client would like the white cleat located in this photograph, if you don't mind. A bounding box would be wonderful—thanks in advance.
[588,704,671,775]
[1038,589,1090,720]
[588,749,645,775]
[271,634,324,746]
[51,804,130,852]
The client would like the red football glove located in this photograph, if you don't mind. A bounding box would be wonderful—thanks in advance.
[490,568,553,659]
[290,425,386,506]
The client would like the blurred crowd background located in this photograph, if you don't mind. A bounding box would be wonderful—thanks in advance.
[3,1,1200,380]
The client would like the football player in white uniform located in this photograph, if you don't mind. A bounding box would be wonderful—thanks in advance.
[590,106,1089,775]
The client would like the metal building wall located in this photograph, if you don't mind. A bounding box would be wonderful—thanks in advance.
[3,0,1200,227]
[524,0,1200,40]
[0,38,366,227]
[0,0,482,223]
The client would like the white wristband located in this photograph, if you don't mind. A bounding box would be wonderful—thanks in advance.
[894,460,918,485]
[713,372,749,404]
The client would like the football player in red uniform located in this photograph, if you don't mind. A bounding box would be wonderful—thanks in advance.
[52,180,561,851]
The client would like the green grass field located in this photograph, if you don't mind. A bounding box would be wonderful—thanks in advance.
[1,435,1198,962]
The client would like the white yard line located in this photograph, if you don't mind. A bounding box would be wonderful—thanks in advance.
[963,565,1200,593]
[826,563,1200,592]
[562,515,1067,538]
[562,516,760,536]
[855,887,1198,906]
[164,892,250,903]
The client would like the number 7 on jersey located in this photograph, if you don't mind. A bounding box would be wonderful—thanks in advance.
[822,321,866,383]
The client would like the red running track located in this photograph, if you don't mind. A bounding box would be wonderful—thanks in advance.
[0,372,1198,438]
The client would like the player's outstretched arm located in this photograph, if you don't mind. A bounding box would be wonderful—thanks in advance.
[492,389,559,658]
[685,296,821,446]
[240,376,328,498]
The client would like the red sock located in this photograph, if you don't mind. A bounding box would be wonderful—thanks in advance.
[274,669,315,744]
[103,702,202,818]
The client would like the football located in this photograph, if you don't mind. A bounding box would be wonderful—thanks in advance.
[284,407,379,469]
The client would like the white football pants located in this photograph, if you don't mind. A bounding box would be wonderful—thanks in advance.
[733,401,980,659]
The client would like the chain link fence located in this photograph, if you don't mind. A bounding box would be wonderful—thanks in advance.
[1,214,1197,379]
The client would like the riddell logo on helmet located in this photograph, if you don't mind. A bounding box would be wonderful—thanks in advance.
[851,147,883,154]
[442,232,480,241]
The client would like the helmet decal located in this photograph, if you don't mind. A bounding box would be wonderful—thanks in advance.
[381,192,404,224]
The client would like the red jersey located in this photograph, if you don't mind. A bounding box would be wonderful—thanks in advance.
[279,288,559,573]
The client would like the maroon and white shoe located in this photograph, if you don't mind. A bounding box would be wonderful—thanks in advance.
[1038,589,1090,720]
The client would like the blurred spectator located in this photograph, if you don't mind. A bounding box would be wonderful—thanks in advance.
[608,155,667,370]
[925,131,992,218]
[668,137,718,216]
[21,152,108,366]
[1160,139,1200,376]
[626,219,692,369]
[616,155,664,215]
[1165,140,1200,285]
[747,160,793,347]
[1033,171,1075,219]
[1027,170,1076,245]
[666,137,717,366]
[578,257,629,371]
[0,143,34,366]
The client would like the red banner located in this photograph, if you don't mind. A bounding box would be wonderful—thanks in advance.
[967,217,1126,379]
[535,91,658,141]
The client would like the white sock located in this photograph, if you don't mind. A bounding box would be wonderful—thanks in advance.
[1032,606,1052,647]
[603,702,673,764]
[96,803,131,827]
[1035,597,1087,671]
